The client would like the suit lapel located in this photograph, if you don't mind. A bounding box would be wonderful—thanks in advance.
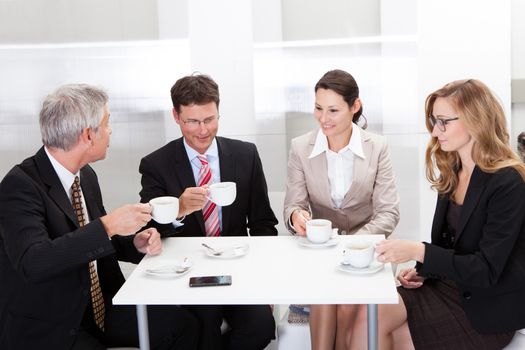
[217,137,235,235]
[306,132,332,207]
[34,147,79,228]
[79,167,104,220]
[341,130,370,207]
[173,138,206,235]
[173,139,198,189]
[455,166,487,244]
[432,196,449,242]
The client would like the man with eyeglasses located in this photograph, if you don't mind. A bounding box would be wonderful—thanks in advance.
[138,73,278,350]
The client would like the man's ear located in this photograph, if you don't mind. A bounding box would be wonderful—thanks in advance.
[173,108,181,125]
[80,127,93,146]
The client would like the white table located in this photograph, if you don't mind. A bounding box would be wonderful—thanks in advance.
[113,235,398,350]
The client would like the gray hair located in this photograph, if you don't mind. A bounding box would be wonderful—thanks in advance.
[39,84,108,151]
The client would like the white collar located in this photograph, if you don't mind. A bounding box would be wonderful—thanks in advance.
[183,137,219,161]
[44,147,79,195]
[309,124,365,159]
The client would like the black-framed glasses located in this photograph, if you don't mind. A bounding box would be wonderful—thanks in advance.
[181,115,220,129]
[428,115,459,132]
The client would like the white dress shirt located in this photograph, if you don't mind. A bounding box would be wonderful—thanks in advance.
[45,147,90,224]
[309,124,366,208]
[45,147,102,270]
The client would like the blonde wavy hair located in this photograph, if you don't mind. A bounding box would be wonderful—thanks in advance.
[425,79,525,195]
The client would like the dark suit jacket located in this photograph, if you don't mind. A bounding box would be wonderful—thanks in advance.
[139,136,278,237]
[417,166,525,334]
[0,147,143,350]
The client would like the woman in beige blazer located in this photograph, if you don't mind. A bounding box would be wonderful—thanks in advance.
[284,69,400,350]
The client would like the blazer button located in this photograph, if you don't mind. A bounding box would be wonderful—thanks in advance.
[69,329,76,336]
[463,292,472,300]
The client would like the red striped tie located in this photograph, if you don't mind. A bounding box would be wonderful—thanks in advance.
[198,155,220,237]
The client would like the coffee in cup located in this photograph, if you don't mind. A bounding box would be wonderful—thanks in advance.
[207,182,236,206]
[149,196,179,224]
[306,219,332,244]
[342,242,375,268]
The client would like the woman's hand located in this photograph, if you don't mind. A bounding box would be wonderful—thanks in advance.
[291,209,311,236]
[397,268,424,289]
[375,239,425,264]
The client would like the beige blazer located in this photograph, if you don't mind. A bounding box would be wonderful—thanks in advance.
[284,127,400,236]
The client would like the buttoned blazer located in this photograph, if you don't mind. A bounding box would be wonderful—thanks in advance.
[283,128,399,235]
[418,166,525,334]
[0,147,142,350]
[139,136,278,237]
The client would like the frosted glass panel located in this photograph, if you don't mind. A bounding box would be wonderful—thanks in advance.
[252,39,423,240]
[0,40,190,210]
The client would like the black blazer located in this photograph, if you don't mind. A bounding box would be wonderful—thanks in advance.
[417,166,525,334]
[139,136,278,237]
[0,147,143,350]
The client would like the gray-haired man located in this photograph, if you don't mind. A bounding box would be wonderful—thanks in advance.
[0,84,198,349]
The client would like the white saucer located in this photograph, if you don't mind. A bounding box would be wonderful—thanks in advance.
[336,260,384,275]
[297,236,340,248]
[203,243,249,259]
[145,259,192,278]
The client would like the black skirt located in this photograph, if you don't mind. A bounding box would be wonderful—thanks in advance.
[398,278,515,350]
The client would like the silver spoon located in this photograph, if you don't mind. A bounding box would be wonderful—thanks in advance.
[201,243,223,256]
[176,257,190,273]
[175,266,190,273]
[147,265,190,274]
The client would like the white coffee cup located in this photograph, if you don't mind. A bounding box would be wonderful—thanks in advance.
[306,219,332,244]
[149,196,179,224]
[207,182,236,206]
[342,242,375,268]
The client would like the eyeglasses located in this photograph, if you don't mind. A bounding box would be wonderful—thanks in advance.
[428,115,459,132]
[181,115,220,129]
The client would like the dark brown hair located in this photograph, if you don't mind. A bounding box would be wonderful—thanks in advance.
[315,69,364,125]
[170,73,220,113]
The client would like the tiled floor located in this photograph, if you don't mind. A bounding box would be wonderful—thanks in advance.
[275,319,525,350]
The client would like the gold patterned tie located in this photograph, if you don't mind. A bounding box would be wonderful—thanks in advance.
[71,176,105,331]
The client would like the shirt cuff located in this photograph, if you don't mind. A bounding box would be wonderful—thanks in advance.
[172,216,186,228]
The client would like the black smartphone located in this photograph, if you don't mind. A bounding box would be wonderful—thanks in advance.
[189,275,232,287]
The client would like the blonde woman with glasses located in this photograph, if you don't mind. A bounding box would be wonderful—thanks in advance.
[352,79,525,350]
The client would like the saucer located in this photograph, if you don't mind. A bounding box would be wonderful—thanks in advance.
[203,243,249,259]
[336,260,384,275]
[145,259,192,278]
[297,236,340,248]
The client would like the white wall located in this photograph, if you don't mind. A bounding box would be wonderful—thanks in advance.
[415,0,511,241]
[280,0,380,40]
[512,0,525,79]
[0,0,519,239]
[511,0,525,143]
[0,0,159,43]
